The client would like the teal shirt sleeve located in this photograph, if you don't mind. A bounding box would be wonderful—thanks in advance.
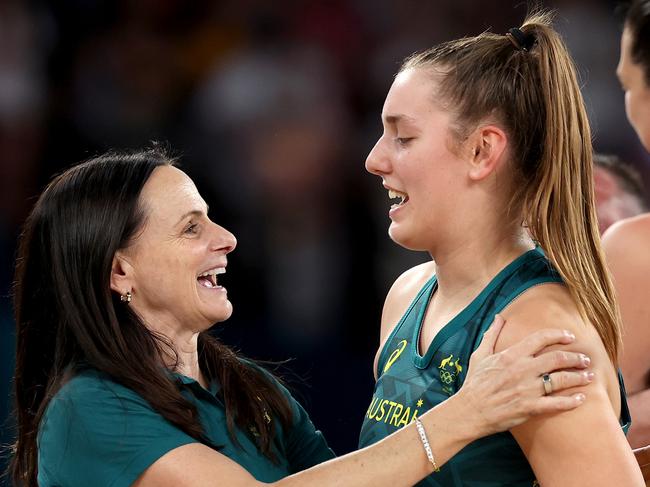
[239,359,336,472]
[38,372,198,487]
[283,389,336,473]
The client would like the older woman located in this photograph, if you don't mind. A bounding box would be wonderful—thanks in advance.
[12,148,592,486]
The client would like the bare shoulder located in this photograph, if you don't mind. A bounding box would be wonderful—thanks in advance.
[603,214,650,391]
[379,260,436,343]
[495,286,641,485]
[602,214,650,289]
[496,283,587,349]
[496,283,616,395]
[372,261,435,380]
[602,213,650,258]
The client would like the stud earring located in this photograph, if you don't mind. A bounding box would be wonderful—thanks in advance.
[120,291,132,303]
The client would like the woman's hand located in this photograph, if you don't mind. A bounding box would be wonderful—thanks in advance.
[455,314,591,437]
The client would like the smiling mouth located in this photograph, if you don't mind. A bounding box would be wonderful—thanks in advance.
[388,188,409,209]
[197,267,226,289]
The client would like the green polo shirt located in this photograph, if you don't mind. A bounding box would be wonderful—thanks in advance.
[37,367,335,486]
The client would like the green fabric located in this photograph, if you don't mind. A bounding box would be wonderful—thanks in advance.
[38,366,334,486]
[358,247,631,487]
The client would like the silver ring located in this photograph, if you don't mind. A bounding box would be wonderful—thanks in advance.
[542,373,553,395]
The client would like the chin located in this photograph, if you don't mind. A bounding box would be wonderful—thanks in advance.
[388,224,428,251]
[214,304,234,324]
[202,302,233,327]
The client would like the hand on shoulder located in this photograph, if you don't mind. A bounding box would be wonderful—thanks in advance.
[493,284,640,486]
[496,283,620,417]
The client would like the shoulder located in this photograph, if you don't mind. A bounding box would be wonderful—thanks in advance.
[496,283,582,347]
[39,369,197,487]
[40,368,168,446]
[496,283,618,402]
[379,260,436,342]
[601,214,650,390]
[496,284,607,361]
[44,369,145,420]
[602,213,650,259]
[372,261,434,379]
[601,214,650,306]
[496,285,641,485]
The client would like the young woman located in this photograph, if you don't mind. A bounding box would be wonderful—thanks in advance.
[360,10,644,486]
[11,148,592,487]
[604,0,650,449]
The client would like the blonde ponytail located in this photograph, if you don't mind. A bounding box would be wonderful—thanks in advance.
[520,13,621,363]
[402,10,621,363]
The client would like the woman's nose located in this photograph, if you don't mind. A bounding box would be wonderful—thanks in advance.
[210,224,237,254]
[365,138,391,176]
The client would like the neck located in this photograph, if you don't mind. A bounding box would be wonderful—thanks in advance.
[173,339,205,387]
[137,316,207,388]
[430,228,534,307]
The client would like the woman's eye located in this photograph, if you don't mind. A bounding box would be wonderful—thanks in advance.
[396,137,413,146]
[185,223,199,235]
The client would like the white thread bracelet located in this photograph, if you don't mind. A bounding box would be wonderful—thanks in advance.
[415,417,439,472]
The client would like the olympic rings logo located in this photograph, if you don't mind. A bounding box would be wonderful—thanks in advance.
[440,370,455,384]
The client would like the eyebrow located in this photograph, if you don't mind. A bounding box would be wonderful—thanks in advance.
[383,114,418,125]
[176,205,209,226]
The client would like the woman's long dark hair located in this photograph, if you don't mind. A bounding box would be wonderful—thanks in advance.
[11,147,292,486]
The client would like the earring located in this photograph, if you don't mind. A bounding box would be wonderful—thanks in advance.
[120,291,132,303]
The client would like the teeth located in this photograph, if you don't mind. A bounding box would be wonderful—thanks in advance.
[387,189,407,204]
[198,267,226,288]
[198,267,226,278]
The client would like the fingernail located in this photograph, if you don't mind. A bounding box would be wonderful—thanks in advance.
[575,393,586,403]
[564,331,575,340]
[581,355,590,366]
[584,371,595,382]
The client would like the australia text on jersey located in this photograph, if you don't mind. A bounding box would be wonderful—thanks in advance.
[364,396,423,427]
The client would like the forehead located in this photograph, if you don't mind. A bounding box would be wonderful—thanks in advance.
[140,165,205,222]
[383,68,438,120]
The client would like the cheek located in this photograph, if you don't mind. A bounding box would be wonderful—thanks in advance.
[626,91,639,127]
[136,251,194,293]
[627,91,650,150]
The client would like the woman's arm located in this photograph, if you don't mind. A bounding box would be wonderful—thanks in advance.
[134,317,592,487]
[498,283,645,486]
[603,215,650,448]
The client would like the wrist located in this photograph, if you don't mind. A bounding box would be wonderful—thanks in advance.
[419,392,477,455]
[443,389,485,443]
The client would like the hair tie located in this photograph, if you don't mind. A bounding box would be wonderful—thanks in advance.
[506,27,536,52]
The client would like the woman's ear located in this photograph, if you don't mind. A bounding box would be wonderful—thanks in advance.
[467,125,508,181]
[110,251,134,295]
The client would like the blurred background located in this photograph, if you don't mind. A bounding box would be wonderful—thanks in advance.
[1,0,649,482]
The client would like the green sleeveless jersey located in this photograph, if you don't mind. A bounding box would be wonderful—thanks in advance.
[358,248,631,486]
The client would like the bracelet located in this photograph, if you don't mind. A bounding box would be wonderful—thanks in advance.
[415,417,440,472]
